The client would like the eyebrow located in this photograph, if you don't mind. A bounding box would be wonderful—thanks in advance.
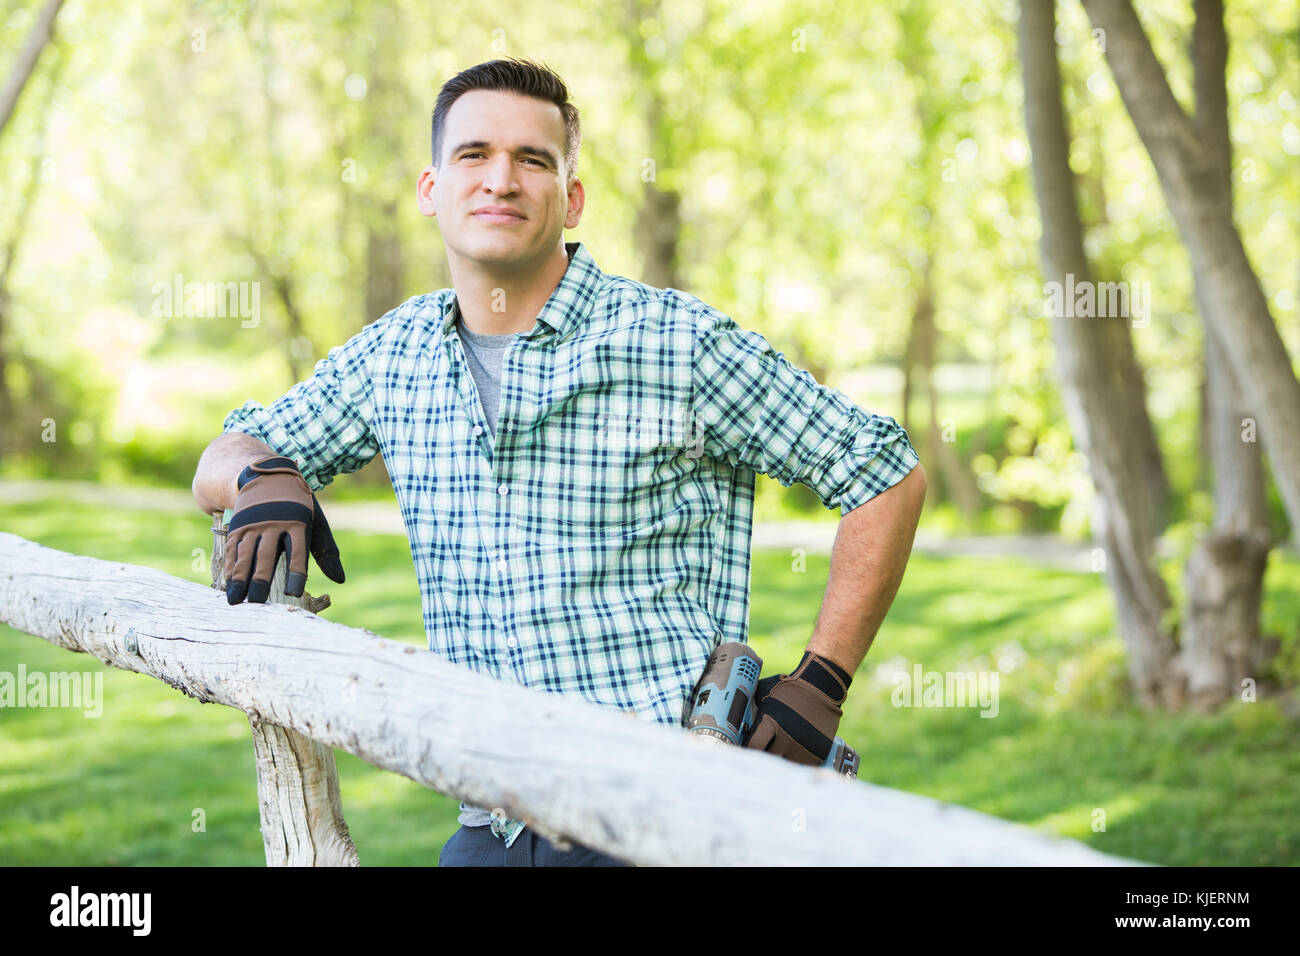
[450,140,558,165]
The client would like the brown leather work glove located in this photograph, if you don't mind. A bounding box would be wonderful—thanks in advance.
[223,455,345,605]
[742,650,853,766]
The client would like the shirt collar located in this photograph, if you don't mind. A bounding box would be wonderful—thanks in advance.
[438,241,603,343]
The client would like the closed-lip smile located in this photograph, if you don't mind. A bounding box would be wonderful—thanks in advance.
[474,206,526,219]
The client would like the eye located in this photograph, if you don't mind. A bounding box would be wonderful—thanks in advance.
[525,158,545,166]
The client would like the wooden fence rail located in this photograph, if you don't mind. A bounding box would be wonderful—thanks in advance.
[0,529,1142,866]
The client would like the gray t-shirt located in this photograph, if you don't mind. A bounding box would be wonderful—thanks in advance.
[456,312,515,437]
[454,311,516,827]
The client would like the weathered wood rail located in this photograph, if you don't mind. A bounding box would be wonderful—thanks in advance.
[0,529,1143,866]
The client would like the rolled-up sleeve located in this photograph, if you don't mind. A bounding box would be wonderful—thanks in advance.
[222,319,386,493]
[690,302,919,513]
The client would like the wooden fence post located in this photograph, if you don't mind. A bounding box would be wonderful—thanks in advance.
[211,511,360,867]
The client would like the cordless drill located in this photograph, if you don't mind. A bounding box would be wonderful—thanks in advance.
[686,642,860,778]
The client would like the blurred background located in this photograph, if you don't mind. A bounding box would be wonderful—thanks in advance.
[0,0,1297,865]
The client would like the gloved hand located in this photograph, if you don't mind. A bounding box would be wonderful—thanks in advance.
[743,650,853,766]
[223,455,345,605]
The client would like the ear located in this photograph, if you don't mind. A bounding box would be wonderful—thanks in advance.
[564,176,585,230]
[416,165,438,218]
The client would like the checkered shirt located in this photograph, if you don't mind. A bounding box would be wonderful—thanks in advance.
[222,241,919,727]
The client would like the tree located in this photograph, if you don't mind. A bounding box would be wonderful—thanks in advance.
[0,0,65,140]
[1172,0,1273,709]
[1019,0,1179,707]
[897,0,982,523]
[1080,0,1300,550]
[619,0,686,290]
[0,35,66,467]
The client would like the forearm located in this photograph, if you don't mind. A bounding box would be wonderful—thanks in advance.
[192,432,277,515]
[805,464,927,678]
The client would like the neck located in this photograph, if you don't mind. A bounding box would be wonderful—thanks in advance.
[448,243,571,335]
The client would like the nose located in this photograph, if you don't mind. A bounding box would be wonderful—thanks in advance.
[482,152,520,196]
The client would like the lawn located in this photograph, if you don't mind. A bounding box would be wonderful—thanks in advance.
[1,496,1297,866]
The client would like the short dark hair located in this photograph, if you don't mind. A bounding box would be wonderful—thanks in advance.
[431,57,581,183]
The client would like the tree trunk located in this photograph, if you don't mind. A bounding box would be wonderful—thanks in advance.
[1019,0,1180,707]
[237,239,307,384]
[1174,0,1274,709]
[1179,317,1273,709]
[365,197,404,325]
[1067,80,1169,529]
[911,268,941,498]
[362,5,407,324]
[896,5,981,523]
[0,0,65,140]
[1081,0,1300,550]
[909,262,979,519]
[633,165,683,289]
[622,0,684,291]
[0,38,65,467]
[901,331,916,436]
[1109,284,1170,532]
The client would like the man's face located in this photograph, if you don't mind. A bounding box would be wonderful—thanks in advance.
[417,89,583,272]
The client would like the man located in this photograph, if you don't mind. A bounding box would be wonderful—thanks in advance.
[192,58,927,867]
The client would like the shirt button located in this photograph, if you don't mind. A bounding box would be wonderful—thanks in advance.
[497,484,509,496]
[473,425,484,436]
[506,636,518,649]
[496,559,507,572]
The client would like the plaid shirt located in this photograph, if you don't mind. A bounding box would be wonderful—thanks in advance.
[222,241,919,728]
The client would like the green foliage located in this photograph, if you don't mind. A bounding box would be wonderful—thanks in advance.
[1,0,1295,539]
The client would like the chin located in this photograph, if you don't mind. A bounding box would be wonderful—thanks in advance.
[462,243,535,267]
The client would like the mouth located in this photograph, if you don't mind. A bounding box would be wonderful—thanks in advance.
[473,208,526,224]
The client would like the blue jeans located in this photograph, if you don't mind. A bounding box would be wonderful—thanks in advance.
[437,824,631,867]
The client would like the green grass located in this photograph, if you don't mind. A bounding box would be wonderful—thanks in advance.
[1,497,1297,865]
